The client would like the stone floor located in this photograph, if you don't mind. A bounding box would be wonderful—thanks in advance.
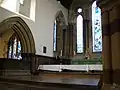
[0,72,101,90]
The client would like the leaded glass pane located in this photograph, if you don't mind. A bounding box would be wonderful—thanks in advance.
[12,38,17,59]
[92,1,102,52]
[8,35,22,60]
[77,15,83,53]
[18,41,22,60]
[53,20,57,51]
[8,41,12,58]
[20,0,24,4]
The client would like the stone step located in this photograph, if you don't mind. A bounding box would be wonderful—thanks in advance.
[0,77,100,90]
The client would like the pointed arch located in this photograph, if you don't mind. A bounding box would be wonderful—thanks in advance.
[0,17,36,54]
[53,11,66,56]
[55,11,66,25]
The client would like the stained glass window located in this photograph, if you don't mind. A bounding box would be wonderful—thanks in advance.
[78,8,82,13]
[92,1,102,52]
[8,41,12,58]
[53,20,57,51]
[18,41,22,59]
[8,35,22,60]
[13,38,17,59]
[77,13,83,53]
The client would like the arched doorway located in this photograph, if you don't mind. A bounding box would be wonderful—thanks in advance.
[53,11,66,57]
[0,17,36,59]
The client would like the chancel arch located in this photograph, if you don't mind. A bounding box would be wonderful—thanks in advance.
[0,17,36,59]
[53,11,66,57]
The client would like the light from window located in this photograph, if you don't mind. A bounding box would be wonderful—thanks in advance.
[77,15,83,53]
[8,41,12,59]
[13,38,17,59]
[78,8,82,13]
[20,0,24,4]
[8,35,22,60]
[92,1,102,52]
[53,20,57,51]
[18,41,22,59]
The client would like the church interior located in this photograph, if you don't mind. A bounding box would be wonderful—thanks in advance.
[0,0,119,90]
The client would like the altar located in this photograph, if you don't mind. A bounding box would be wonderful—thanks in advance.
[38,65,103,72]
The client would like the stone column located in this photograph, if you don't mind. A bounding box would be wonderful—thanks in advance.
[102,11,113,89]
[62,28,66,56]
[65,26,70,57]
[82,8,88,55]
[83,8,90,54]
[69,24,73,57]
[72,23,77,56]
[110,4,120,85]
[83,19,89,54]
[98,0,120,89]
[21,53,37,74]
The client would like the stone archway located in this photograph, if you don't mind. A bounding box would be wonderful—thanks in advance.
[0,17,36,59]
[55,11,66,25]
[54,11,67,57]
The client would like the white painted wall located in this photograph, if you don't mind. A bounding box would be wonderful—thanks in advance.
[1,0,18,12]
[19,0,31,17]
[34,0,68,56]
[0,0,68,57]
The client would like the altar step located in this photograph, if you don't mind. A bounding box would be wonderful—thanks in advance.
[37,72,101,79]
[0,77,101,90]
